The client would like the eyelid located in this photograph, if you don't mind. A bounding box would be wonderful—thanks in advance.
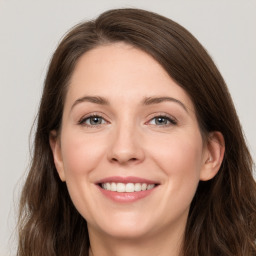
[145,112,177,126]
[77,112,177,127]
[78,112,109,126]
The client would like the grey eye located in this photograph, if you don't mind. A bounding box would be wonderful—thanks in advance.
[86,116,105,125]
[154,117,169,125]
[79,115,107,126]
[149,116,174,126]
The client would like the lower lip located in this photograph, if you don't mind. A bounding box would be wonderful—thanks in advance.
[98,186,156,203]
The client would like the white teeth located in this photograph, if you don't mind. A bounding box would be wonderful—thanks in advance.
[111,182,117,191]
[147,184,155,190]
[116,183,126,192]
[141,183,147,191]
[125,183,135,192]
[106,183,111,190]
[101,182,156,192]
[134,183,141,191]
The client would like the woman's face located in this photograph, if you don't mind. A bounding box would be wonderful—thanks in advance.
[51,43,213,241]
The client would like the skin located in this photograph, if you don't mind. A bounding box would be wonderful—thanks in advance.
[50,43,225,256]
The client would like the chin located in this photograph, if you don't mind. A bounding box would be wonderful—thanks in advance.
[103,224,152,240]
[90,213,155,240]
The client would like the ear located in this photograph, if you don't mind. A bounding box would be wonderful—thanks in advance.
[49,130,66,182]
[200,131,225,181]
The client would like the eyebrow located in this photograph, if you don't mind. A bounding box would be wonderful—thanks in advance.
[143,96,188,112]
[71,96,109,110]
[71,95,188,113]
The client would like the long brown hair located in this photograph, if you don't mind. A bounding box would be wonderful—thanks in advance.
[17,8,256,256]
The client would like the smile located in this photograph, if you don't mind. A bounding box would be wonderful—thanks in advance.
[96,176,159,202]
[101,182,156,193]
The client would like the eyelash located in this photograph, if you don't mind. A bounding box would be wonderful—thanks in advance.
[78,114,107,127]
[146,114,177,127]
[78,114,177,128]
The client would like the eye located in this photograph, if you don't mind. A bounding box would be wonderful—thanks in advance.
[148,115,177,126]
[79,115,107,126]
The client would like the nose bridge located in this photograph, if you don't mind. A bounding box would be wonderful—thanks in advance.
[108,115,144,164]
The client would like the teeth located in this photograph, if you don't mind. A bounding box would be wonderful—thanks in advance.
[101,182,156,192]
[106,183,111,190]
[111,182,117,191]
[147,184,155,190]
[141,183,147,191]
[134,183,141,191]
[125,183,134,192]
[116,183,125,192]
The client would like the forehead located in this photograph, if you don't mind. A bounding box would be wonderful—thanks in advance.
[66,42,194,111]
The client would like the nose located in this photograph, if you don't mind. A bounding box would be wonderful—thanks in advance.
[107,122,145,165]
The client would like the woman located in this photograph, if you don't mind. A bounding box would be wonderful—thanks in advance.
[17,8,256,256]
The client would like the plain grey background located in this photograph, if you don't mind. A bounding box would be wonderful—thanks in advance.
[0,0,255,255]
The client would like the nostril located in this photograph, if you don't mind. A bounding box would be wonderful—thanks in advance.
[111,157,118,162]
[111,157,138,163]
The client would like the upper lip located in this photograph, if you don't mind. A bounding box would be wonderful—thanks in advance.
[96,176,160,185]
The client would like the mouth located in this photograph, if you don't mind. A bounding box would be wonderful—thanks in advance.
[95,176,159,203]
[100,182,157,192]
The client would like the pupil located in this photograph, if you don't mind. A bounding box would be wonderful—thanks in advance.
[91,117,101,124]
[156,117,166,124]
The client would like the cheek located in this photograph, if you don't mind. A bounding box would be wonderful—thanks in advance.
[150,131,203,172]
[61,130,106,177]
[148,132,203,200]
[59,130,107,220]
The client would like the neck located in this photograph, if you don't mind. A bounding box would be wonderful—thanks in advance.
[88,222,185,256]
